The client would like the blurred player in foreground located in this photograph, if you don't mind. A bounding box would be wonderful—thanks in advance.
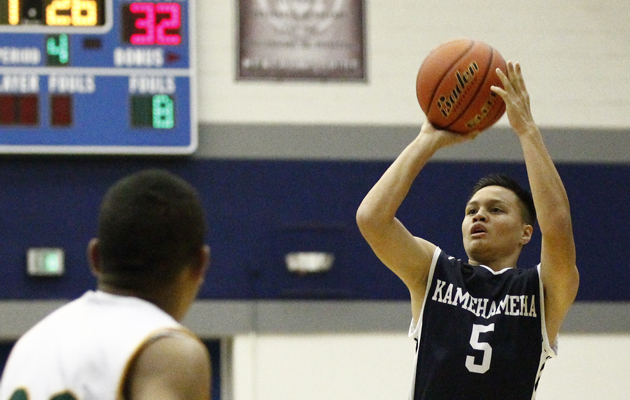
[1,169,211,400]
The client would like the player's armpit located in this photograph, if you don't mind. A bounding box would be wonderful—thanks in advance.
[124,334,211,400]
[357,212,436,321]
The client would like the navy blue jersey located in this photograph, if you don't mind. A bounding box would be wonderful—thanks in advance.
[409,248,555,400]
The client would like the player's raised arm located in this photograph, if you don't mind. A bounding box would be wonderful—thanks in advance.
[492,62,579,342]
[356,122,477,320]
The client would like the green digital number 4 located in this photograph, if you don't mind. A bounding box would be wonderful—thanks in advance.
[10,389,78,400]
[46,34,70,66]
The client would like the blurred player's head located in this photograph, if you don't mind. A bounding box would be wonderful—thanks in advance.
[93,169,207,292]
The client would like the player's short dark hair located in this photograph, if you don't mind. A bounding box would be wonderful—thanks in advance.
[97,169,206,290]
[469,173,536,226]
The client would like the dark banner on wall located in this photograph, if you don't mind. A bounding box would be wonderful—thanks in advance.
[238,0,365,80]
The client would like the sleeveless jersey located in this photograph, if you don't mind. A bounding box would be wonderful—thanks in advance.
[0,290,194,400]
[409,248,555,400]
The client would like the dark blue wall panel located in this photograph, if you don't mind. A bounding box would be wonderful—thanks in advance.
[0,158,627,301]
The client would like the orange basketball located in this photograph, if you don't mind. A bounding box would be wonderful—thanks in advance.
[416,38,507,134]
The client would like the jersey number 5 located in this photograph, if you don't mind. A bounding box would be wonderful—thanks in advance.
[465,323,495,374]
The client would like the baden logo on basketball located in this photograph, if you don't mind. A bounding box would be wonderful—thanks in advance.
[436,61,480,118]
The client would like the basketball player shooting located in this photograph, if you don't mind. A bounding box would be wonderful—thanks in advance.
[356,62,579,399]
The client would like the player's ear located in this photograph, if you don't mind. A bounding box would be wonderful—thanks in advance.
[521,224,534,245]
[87,238,102,277]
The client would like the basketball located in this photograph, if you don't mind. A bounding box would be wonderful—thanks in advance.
[416,38,507,134]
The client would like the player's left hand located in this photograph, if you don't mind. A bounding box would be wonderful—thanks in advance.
[491,61,537,136]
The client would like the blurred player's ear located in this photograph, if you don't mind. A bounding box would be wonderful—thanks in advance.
[87,238,102,278]
[192,245,211,286]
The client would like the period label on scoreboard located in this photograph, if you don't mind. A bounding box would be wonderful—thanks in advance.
[0,0,196,154]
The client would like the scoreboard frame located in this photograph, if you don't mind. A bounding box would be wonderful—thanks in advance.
[0,0,197,155]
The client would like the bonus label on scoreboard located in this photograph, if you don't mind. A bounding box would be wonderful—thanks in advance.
[0,0,196,154]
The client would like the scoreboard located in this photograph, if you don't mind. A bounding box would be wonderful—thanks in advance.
[0,0,196,154]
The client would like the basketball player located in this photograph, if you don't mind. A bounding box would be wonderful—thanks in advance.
[0,169,211,400]
[356,62,579,399]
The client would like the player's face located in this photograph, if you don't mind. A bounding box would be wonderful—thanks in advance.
[462,186,532,268]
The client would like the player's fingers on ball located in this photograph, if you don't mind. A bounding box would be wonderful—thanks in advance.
[491,85,507,99]
[495,68,510,87]
[495,66,507,79]
[494,68,513,92]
